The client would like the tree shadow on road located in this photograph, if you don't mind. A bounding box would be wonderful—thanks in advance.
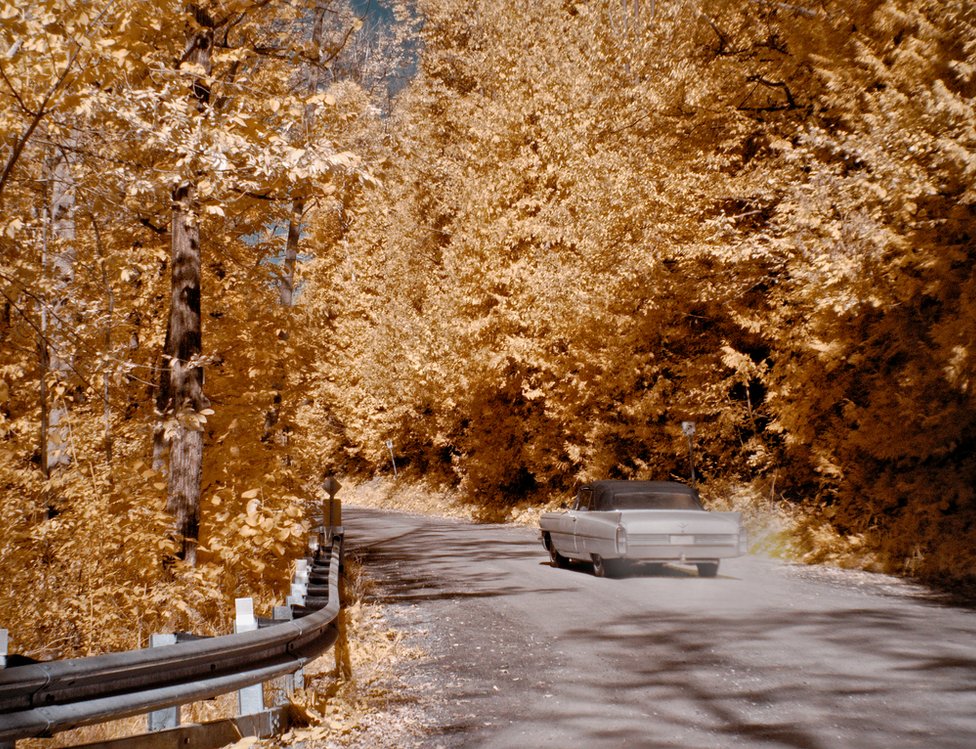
[350,518,570,604]
[517,607,976,749]
[421,604,976,749]
[344,507,976,748]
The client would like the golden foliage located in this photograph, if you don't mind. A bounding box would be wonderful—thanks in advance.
[2,0,975,663]
[298,0,976,585]
[0,0,392,655]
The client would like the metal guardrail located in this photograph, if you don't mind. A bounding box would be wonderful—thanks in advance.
[0,534,343,743]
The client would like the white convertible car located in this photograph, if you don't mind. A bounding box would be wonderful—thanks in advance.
[539,480,747,578]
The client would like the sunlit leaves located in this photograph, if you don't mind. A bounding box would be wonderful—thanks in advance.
[0,0,386,656]
[300,0,976,583]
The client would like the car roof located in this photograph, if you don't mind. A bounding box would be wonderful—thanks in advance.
[583,480,696,494]
[583,480,698,504]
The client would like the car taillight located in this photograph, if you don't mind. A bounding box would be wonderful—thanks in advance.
[616,525,627,555]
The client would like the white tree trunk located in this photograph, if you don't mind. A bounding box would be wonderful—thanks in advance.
[41,144,77,477]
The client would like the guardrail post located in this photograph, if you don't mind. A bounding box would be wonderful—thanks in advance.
[273,605,292,621]
[294,559,309,590]
[328,498,342,541]
[266,606,303,704]
[1,629,13,748]
[293,559,311,691]
[147,634,179,732]
[286,558,307,609]
[234,598,264,716]
[333,582,352,681]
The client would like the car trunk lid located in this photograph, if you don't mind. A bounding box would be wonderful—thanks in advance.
[614,509,741,535]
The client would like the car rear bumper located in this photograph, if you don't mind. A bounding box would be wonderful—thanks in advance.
[623,545,744,562]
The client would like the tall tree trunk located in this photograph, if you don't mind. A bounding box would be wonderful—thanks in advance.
[278,197,304,307]
[38,328,50,475]
[278,4,327,306]
[152,319,171,474]
[163,182,208,564]
[269,5,329,445]
[40,144,77,478]
[157,5,213,564]
[92,216,114,470]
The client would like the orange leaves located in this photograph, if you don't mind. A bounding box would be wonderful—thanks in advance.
[0,0,401,657]
[297,0,971,586]
[199,464,308,586]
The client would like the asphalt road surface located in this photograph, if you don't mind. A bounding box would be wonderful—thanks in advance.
[342,506,976,749]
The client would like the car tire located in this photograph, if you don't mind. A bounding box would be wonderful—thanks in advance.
[545,534,569,568]
[697,562,719,578]
[593,555,625,578]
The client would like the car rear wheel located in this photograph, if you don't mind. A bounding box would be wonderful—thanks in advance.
[545,534,569,568]
[696,562,719,578]
[593,555,625,578]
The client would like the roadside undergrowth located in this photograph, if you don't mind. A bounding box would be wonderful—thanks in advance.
[21,555,428,749]
[254,554,429,748]
[338,476,475,521]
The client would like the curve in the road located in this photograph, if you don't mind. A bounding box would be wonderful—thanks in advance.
[344,506,976,749]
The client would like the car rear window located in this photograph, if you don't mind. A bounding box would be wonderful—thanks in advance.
[598,492,703,511]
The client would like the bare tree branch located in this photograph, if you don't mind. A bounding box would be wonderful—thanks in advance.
[0,284,95,392]
[0,44,82,205]
[742,74,798,109]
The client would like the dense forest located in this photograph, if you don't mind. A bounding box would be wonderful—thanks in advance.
[308,0,975,580]
[1,0,974,658]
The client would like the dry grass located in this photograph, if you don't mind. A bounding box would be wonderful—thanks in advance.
[700,478,803,559]
[251,555,429,748]
[339,474,567,527]
[701,478,892,571]
[337,476,474,520]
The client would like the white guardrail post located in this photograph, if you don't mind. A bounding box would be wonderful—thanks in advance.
[147,633,179,732]
[0,628,10,749]
[291,560,309,692]
[270,603,302,700]
[234,599,264,716]
[286,558,307,609]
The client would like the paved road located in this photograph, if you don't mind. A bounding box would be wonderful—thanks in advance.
[342,506,976,749]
